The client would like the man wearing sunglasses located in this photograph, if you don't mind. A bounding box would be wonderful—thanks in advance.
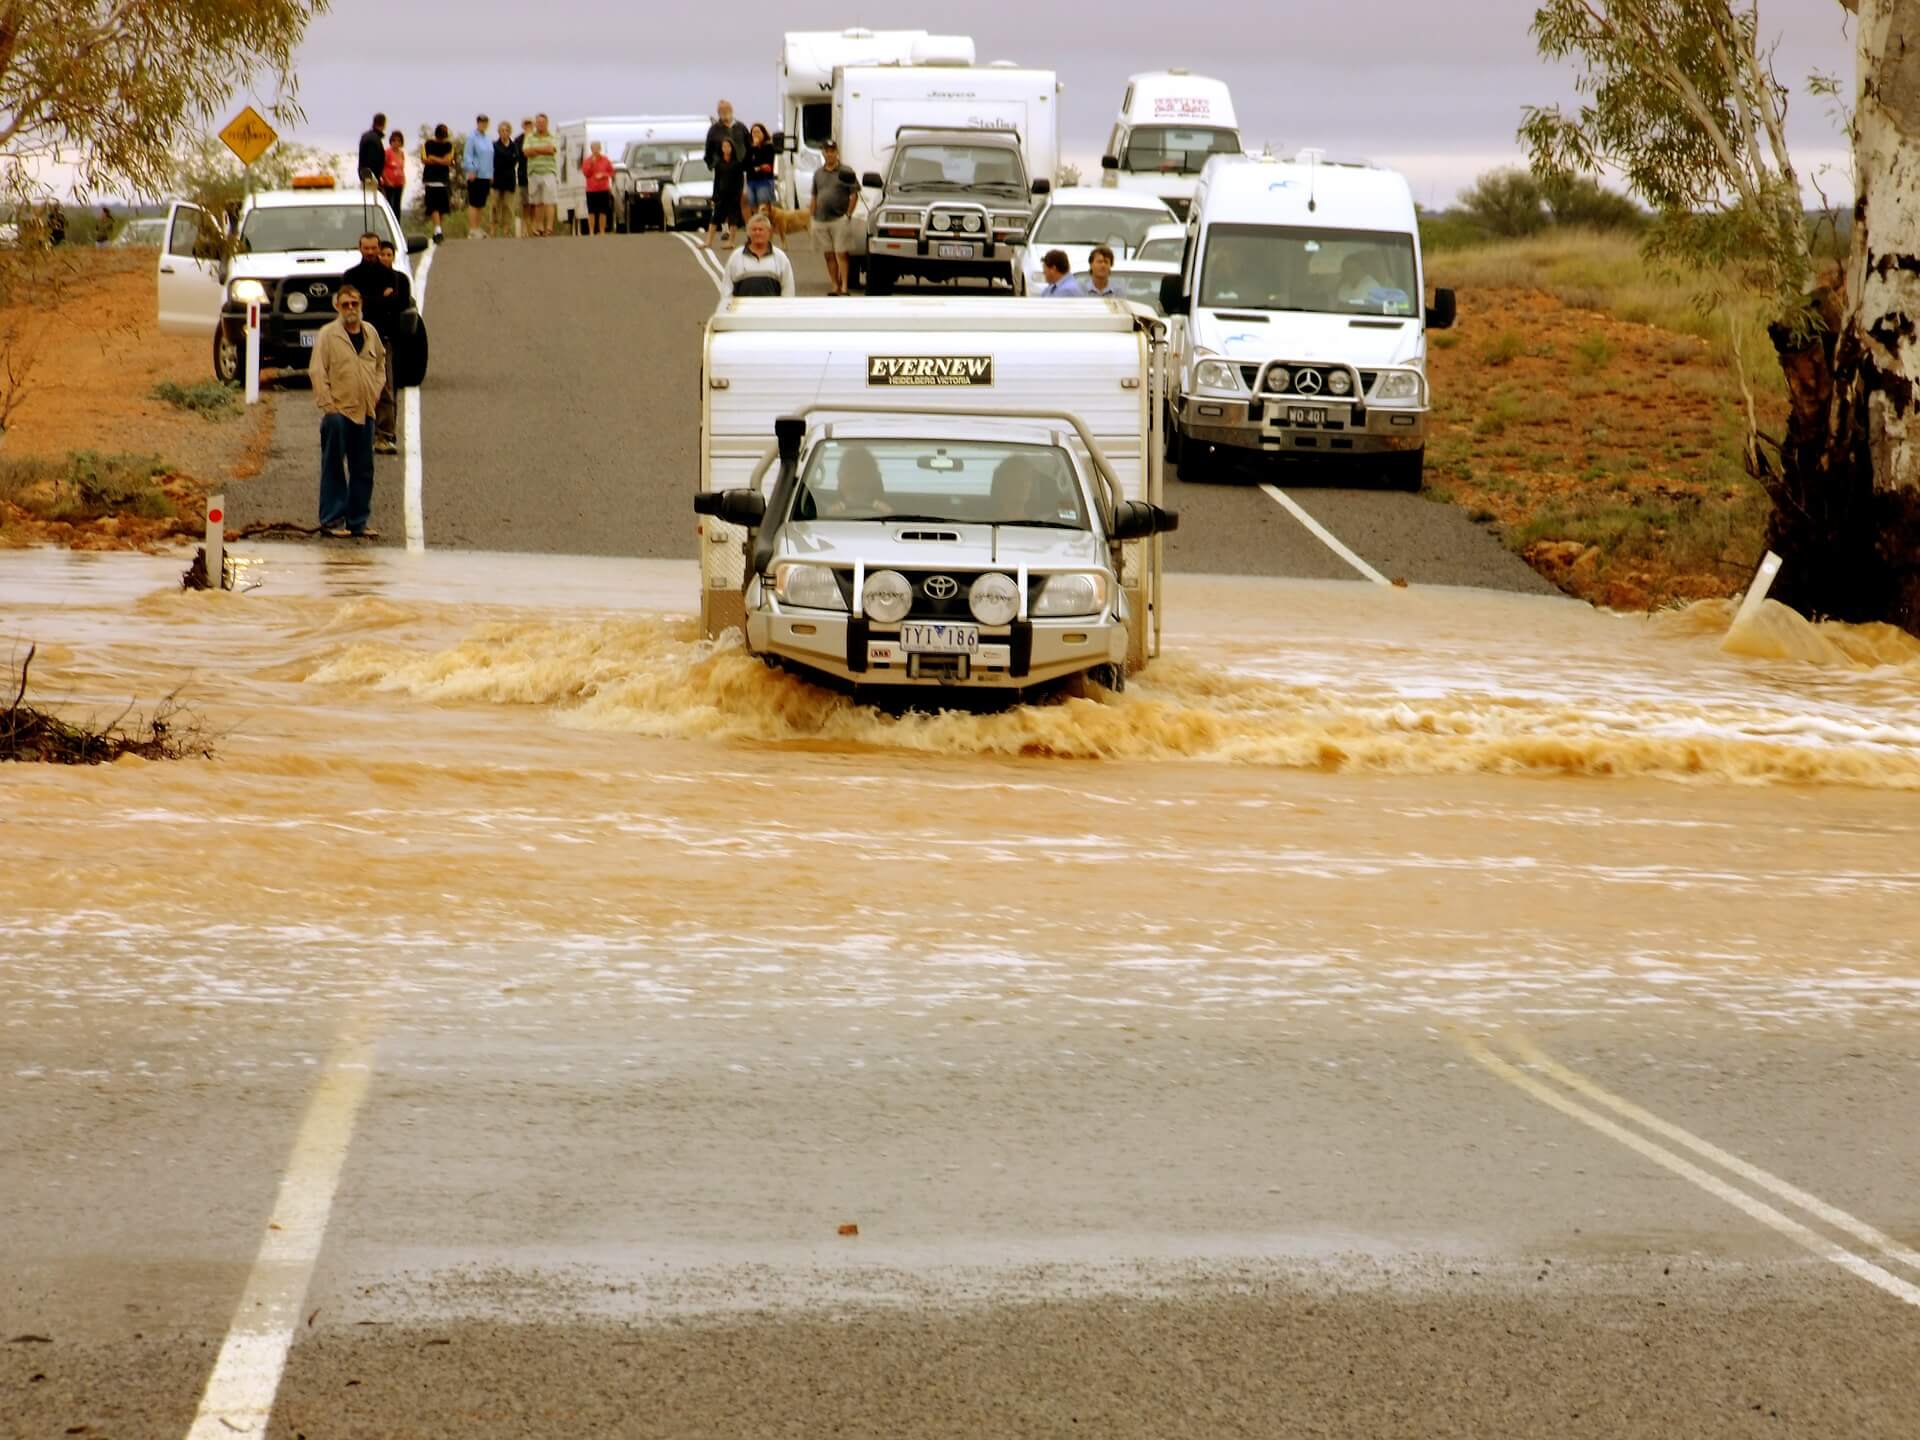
[311,283,387,539]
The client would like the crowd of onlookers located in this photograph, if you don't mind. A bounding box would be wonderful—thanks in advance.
[356,111,564,242]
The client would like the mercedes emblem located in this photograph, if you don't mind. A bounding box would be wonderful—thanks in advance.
[1295,368,1324,396]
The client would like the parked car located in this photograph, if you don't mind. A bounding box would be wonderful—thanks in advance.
[110,217,168,248]
[617,133,704,232]
[1013,187,1175,295]
[1134,221,1186,264]
[861,127,1049,295]
[661,154,715,231]
[1083,259,1181,312]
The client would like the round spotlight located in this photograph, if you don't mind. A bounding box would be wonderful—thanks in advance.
[932,213,951,232]
[862,570,913,623]
[285,291,309,314]
[968,572,1021,626]
[962,213,982,232]
[1328,369,1353,396]
[1266,366,1290,393]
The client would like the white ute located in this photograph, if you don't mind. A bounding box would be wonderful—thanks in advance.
[1162,151,1457,490]
[694,298,1178,693]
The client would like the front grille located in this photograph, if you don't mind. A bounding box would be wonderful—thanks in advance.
[829,568,1044,622]
[277,276,342,314]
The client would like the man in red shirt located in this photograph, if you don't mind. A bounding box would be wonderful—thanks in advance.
[582,140,615,236]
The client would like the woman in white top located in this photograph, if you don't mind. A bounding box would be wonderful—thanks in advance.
[724,214,796,297]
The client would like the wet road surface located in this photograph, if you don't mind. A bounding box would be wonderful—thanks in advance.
[5,548,1920,1435]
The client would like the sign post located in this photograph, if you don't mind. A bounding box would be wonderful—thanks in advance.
[205,493,226,591]
[244,301,261,405]
[219,107,279,407]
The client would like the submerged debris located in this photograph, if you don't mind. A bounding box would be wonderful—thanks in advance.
[1,645,211,764]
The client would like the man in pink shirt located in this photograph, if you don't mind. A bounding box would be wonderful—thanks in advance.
[582,140,615,236]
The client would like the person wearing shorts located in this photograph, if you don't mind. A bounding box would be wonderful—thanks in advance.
[463,113,494,237]
[745,123,777,217]
[581,140,615,235]
[420,123,454,242]
[523,113,558,237]
[810,139,860,296]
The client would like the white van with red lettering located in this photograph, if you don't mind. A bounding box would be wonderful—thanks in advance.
[1100,70,1241,218]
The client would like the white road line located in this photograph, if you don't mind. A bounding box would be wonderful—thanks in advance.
[1257,483,1389,585]
[1509,1036,1920,1275]
[675,231,728,295]
[401,246,436,553]
[184,1031,378,1439]
[1465,1036,1920,1311]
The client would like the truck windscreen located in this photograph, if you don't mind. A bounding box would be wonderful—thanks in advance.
[240,205,395,253]
[1121,127,1239,175]
[1198,225,1418,317]
[795,440,1087,528]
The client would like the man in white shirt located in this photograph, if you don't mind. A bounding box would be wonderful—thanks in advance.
[724,214,796,296]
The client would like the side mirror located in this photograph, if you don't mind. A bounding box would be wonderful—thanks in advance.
[778,131,796,153]
[405,234,429,254]
[861,170,884,188]
[1158,273,1189,317]
[1426,286,1456,331]
[1100,154,1120,170]
[1110,499,1179,542]
[693,489,768,527]
[1030,178,1051,196]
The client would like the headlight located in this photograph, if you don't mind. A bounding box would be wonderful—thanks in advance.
[1032,573,1107,617]
[285,291,309,314]
[1193,359,1242,392]
[636,180,659,194]
[1375,370,1423,402]
[1328,369,1353,396]
[772,565,846,610]
[862,569,913,623]
[968,572,1021,625]
[229,279,267,304]
[883,211,915,227]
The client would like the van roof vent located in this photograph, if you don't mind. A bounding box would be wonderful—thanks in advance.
[898,529,961,542]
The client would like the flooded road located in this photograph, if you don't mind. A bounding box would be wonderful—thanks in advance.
[5,545,1920,1436]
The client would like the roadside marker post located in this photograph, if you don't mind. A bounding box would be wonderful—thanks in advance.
[1728,550,1783,637]
[244,301,261,405]
[205,493,226,591]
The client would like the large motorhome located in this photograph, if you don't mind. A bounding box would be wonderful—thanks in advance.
[834,62,1060,286]
[775,29,975,208]
[1100,70,1241,218]
[1161,150,1456,491]
[555,117,697,234]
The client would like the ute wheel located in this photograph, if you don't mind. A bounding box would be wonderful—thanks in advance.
[1387,448,1425,493]
[212,321,242,386]
[1065,663,1127,700]
[864,258,892,296]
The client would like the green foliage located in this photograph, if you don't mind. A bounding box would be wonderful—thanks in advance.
[1458,168,1549,238]
[152,378,240,419]
[1481,332,1526,367]
[0,451,176,522]
[1520,0,1812,329]
[1542,173,1646,231]
[1572,334,1616,372]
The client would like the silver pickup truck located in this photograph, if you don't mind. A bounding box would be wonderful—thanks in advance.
[859,127,1050,295]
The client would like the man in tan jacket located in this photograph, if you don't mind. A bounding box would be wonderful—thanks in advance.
[312,283,387,538]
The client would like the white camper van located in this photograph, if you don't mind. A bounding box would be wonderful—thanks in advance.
[693,298,1177,692]
[1101,70,1242,218]
[776,30,976,208]
[555,117,695,234]
[834,63,1060,284]
[1162,151,1456,491]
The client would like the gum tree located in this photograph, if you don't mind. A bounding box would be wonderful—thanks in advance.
[1523,0,1920,630]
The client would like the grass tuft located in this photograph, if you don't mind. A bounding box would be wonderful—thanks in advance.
[151,378,240,419]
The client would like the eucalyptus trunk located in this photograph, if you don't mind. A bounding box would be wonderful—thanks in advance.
[1768,0,1920,630]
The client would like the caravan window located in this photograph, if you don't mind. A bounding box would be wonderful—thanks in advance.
[801,103,834,146]
[1198,224,1417,317]
[1121,126,1238,175]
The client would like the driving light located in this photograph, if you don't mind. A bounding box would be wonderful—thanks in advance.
[1328,369,1353,396]
[1032,573,1106,617]
[962,213,982,232]
[1375,370,1423,402]
[968,572,1021,625]
[933,213,952,232]
[229,279,267,304]
[773,565,846,610]
[1265,366,1291,393]
[285,291,309,314]
[862,569,913,623]
[1193,359,1241,392]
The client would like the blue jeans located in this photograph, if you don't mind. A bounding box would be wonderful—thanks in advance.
[747,177,775,209]
[318,412,375,531]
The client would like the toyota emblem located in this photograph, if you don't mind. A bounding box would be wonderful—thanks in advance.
[309,282,330,296]
[922,575,958,600]
[1294,368,1323,396]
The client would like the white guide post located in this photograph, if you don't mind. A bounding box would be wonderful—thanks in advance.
[1729,550,1783,635]
[244,300,261,405]
[205,492,226,590]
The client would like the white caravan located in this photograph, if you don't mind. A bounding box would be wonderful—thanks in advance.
[775,29,975,208]
[555,117,697,234]
[1162,150,1456,490]
[834,62,1060,279]
[1101,70,1241,218]
[694,298,1177,690]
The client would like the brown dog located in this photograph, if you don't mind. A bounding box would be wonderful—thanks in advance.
[764,205,814,244]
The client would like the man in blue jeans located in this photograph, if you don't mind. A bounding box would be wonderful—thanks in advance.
[310,283,386,538]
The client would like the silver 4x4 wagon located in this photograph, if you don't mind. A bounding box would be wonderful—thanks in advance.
[861,127,1050,295]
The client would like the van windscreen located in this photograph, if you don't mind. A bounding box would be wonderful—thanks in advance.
[1198,225,1417,317]
[1121,127,1238,175]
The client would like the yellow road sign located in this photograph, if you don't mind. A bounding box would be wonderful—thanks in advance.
[219,106,278,167]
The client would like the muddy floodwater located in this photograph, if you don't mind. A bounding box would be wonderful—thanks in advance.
[6,543,1919,1044]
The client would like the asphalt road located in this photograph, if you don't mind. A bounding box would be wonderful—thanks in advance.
[229,231,1551,593]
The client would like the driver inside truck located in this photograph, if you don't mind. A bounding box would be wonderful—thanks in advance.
[1337,252,1388,304]
[826,445,893,516]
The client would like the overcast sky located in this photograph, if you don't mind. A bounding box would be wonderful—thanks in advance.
[111,0,1863,205]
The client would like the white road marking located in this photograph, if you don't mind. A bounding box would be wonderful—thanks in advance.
[184,1031,377,1439]
[401,246,436,553]
[675,231,729,295]
[1465,1036,1920,1310]
[1257,483,1389,585]
[1509,1036,1920,1274]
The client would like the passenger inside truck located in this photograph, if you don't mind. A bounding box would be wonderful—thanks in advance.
[794,439,1088,528]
